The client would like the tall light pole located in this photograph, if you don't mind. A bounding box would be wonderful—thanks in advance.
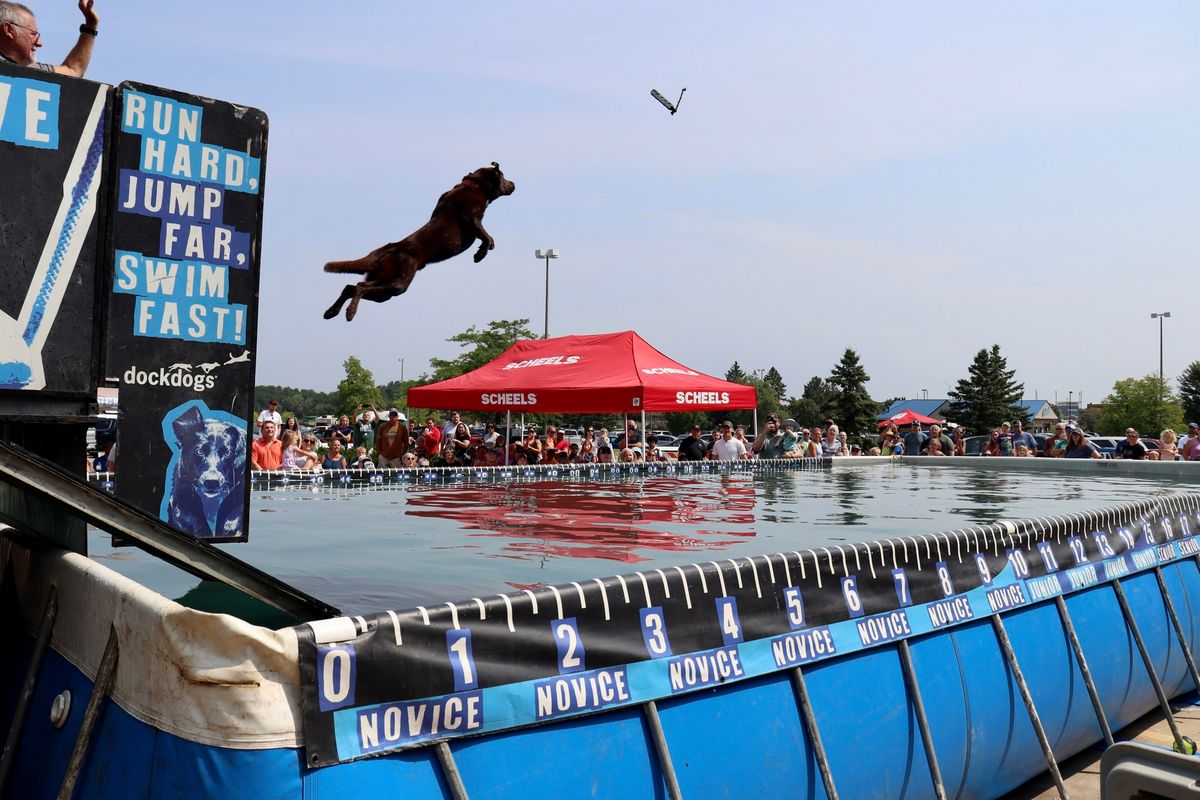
[1152,312,1171,431]
[398,357,406,424]
[921,388,928,400]
[535,249,558,338]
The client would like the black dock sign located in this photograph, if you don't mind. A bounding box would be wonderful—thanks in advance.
[0,66,110,395]
[105,82,267,542]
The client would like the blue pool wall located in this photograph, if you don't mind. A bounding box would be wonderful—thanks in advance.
[7,557,1199,799]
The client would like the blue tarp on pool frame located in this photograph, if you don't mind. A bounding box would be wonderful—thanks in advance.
[6,491,1200,798]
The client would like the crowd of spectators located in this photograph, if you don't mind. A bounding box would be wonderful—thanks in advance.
[245,399,1200,471]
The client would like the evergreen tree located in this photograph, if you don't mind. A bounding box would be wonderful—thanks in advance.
[725,361,748,384]
[826,349,876,435]
[763,367,787,404]
[1098,375,1183,436]
[336,356,385,413]
[1179,361,1200,424]
[946,345,1027,434]
[801,376,836,418]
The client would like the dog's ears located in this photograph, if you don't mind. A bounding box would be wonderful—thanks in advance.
[173,405,205,440]
[491,161,500,170]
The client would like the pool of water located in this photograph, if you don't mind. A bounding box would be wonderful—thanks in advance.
[88,463,1200,616]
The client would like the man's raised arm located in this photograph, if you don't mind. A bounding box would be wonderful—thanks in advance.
[52,0,98,78]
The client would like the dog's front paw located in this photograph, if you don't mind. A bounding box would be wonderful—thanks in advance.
[473,248,487,263]
[323,307,339,320]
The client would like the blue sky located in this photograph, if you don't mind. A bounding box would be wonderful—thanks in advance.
[43,1,1200,404]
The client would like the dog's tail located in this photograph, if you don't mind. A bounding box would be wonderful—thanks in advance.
[324,257,372,275]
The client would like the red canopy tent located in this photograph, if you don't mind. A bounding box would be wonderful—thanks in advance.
[407,331,757,414]
[878,408,940,428]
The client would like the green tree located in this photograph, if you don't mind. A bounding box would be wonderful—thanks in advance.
[1078,404,1103,433]
[725,361,748,384]
[801,376,836,419]
[827,348,876,436]
[715,373,779,430]
[667,410,712,434]
[428,319,537,382]
[1097,375,1183,436]
[1179,361,1200,424]
[763,367,786,404]
[785,397,823,427]
[946,345,1027,434]
[336,356,385,413]
[254,385,337,418]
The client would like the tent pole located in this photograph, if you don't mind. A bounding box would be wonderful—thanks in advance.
[505,409,511,465]
[753,409,758,436]
[641,409,646,448]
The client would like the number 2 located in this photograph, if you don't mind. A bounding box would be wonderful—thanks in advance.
[553,618,585,674]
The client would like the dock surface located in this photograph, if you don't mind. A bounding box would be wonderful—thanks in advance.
[1004,695,1200,799]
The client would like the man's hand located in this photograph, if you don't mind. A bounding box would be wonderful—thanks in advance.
[79,0,99,28]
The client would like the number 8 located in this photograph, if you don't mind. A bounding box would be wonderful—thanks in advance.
[936,562,953,597]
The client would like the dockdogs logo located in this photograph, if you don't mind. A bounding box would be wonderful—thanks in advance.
[122,349,251,393]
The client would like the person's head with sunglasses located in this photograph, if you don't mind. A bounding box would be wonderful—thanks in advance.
[5,0,103,80]
[0,2,78,73]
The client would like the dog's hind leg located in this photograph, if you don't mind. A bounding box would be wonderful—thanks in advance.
[345,286,365,321]
[324,284,359,320]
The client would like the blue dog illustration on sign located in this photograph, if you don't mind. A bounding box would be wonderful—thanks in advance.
[161,401,246,538]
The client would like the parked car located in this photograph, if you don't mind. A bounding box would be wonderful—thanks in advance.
[961,433,1048,456]
[962,435,987,456]
[1091,437,1161,459]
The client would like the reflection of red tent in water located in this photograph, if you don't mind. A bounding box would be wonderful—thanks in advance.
[407,330,757,413]
[405,478,757,565]
[877,409,939,428]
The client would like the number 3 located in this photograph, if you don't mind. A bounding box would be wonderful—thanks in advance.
[640,607,672,657]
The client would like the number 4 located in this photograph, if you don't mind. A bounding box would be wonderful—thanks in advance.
[716,597,743,645]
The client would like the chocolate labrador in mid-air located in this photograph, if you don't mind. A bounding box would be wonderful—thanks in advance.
[323,162,516,321]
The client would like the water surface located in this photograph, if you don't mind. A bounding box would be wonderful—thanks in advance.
[88,464,1199,616]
